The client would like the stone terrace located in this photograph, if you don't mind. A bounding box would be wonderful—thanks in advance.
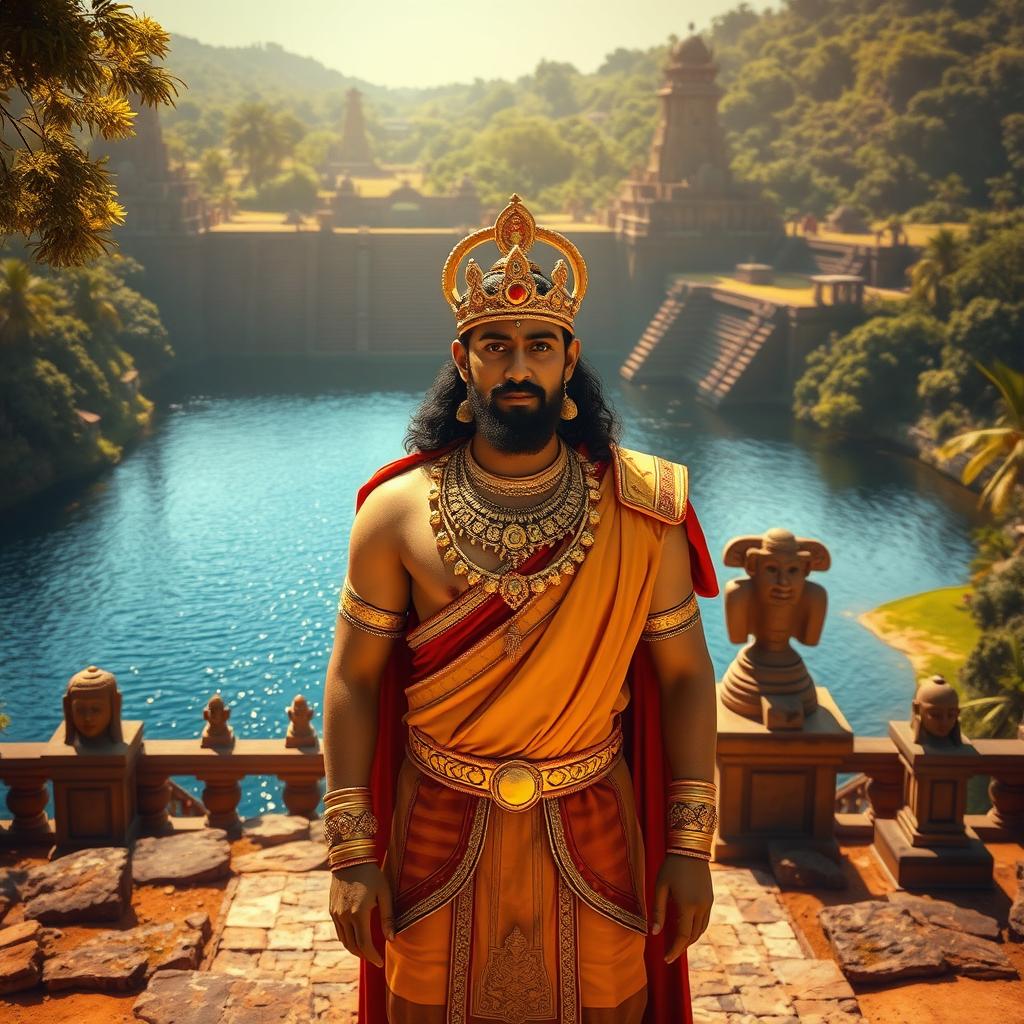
[3,820,1021,1023]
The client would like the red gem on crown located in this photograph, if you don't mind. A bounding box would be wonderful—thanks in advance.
[506,283,527,303]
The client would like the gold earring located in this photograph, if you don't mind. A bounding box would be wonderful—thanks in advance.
[456,398,474,423]
[560,380,578,421]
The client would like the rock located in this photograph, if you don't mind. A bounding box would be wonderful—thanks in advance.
[219,927,269,951]
[133,829,231,886]
[233,840,326,874]
[886,891,1000,940]
[0,919,42,951]
[0,939,42,995]
[739,896,786,923]
[769,844,847,890]
[932,928,1018,979]
[242,815,311,848]
[22,847,131,924]
[1009,892,1024,942]
[133,968,315,1024]
[43,913,210,992]
[819,901,946,983]
[0,869,24,925]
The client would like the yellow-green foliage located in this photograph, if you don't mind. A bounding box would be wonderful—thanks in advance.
[0,1,180,266]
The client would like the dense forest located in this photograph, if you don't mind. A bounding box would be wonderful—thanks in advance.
[159,0,1023,218]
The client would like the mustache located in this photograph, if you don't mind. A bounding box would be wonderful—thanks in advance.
[489,381,546,400]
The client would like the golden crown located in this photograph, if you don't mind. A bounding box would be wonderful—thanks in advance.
[441,194,588,338]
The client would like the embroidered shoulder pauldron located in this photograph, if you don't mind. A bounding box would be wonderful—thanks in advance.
[610,445,688,526]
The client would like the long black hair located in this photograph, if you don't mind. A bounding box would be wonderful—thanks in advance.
[404,268,620,460]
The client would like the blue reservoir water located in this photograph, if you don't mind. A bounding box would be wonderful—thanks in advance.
[0,357,982,815]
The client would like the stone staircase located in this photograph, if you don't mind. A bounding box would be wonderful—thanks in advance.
[620,283,780,409]
[806,240,867,277]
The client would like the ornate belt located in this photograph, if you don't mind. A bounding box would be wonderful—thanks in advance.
[407,724,623,813]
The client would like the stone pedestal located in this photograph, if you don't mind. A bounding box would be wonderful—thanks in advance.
[872,721,992,889]
[43,721,143,850]
[714,683,853,861]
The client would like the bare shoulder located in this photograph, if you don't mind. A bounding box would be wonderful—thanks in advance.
[351,459,434,545]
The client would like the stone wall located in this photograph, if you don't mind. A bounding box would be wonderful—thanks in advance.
[118,227,627,364]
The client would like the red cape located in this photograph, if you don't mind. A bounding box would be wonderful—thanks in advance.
[354,446,719,1024]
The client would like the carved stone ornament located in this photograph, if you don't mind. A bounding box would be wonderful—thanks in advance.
[720,528,831,729]
[285,694,317,749]
[911,675,963,748]
[201,694,235,749]
[62,665,124,748]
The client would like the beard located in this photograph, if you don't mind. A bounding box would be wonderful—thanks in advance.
[467,373,563,455]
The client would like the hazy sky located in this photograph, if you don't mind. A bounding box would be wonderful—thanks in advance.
[136,0,777,88]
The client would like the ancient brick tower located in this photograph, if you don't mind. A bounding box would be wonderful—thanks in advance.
[336,88,379,175]
[647,32,730,190]
[612,28,782,332]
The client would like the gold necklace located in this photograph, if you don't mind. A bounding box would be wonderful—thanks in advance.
[427,444,602,614]
[432,443,589,568]
[465,440,568,498]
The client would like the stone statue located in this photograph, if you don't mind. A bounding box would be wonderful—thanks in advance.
[720,528,831,729]
[201,693,235,749]
[911,675,963,747]
[63,665,124,747]
[285,694,318,749]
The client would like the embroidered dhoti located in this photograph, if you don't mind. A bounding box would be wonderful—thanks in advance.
[385,754,648,1023]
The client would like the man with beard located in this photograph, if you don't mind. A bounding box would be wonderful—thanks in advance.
[322,195,720,1024]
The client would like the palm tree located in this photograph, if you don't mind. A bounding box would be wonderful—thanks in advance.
[0,257,56,346]
[960,633,1024,738]
[937,359,1024,516]
[907,227,963,317]
[227,102,293,188]
[66,268,122,336]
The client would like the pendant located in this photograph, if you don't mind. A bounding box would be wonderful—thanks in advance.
[498,573,530,610]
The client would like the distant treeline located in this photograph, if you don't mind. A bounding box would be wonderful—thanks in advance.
[161,0,1022,218]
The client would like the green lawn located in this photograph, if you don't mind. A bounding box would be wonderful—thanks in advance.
[858,585,980,689]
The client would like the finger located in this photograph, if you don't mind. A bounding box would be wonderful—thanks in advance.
[666,908,695,964]
[353,910,382,968]
[651,880,668,936]
[689,906,710,947]
[337,917,358,958]
[378,879,396,942]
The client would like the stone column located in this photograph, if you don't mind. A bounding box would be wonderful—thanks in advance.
[3,775,51,842]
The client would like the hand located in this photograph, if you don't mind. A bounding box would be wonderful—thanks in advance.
[329,862,395,967]
[650,854,713,965]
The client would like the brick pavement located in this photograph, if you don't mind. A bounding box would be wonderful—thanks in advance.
[205,863,866,1023]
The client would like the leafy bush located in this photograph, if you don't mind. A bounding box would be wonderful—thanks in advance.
[968,553,1024,631]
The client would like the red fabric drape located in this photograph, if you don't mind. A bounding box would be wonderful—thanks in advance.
[352,448,719,1024]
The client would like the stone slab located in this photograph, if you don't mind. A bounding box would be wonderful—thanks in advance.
[233,840,327,874]
[770,959,854,1000]
[770,844,848,890]
[0,919,42,951]
[133,829,232,885]
[242,815,312,848]
[133,968,315,1024]
[886,890,1000,940]
[0,939,42,995]
[43,913,210,992]
[819,901,946,983]
[932,928,1018,979]
[219,927,269,952]
[22,847,131,924]
[225,891,282,929]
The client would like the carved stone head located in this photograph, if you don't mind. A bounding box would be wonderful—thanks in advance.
[911,675,962,746]
[63,665,123,747]
[725,529,831,609]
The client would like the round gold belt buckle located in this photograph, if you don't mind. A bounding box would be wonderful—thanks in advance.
[489,760,543,812]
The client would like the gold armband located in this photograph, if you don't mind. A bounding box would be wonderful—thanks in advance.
[666,779,717,861]
[323,786,379,870]
[338,581,407,639]
[642,591,700,642]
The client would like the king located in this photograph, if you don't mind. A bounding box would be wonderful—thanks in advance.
[322,195,721,1023]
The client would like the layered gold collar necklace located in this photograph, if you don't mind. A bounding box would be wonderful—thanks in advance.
[428,439,601,612]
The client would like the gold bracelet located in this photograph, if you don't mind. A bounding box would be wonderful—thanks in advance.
[338,581,407,639]
[668,847,711,862]
[642,592,701,642]
[667,778,717,856]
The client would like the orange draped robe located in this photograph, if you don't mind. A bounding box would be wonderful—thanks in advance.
[352,447,719,1024]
